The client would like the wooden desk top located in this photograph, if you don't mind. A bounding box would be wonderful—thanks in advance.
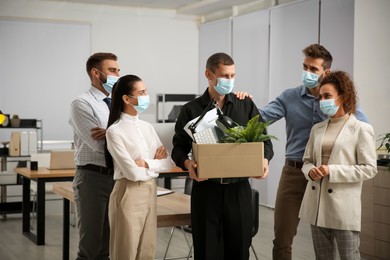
[161,166,186,173]
[14,167,75,179]
[53,182,191,228]
[14,166,185,179]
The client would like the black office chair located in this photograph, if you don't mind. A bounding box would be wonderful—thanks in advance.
[251,188,260,260]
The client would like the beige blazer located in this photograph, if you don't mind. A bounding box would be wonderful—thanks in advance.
[299,114,377,231]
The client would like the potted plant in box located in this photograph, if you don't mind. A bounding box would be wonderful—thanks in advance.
[377,132,390,170]
[192,115,277,179]
[219,115,277,143]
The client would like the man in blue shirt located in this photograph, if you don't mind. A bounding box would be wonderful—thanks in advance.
[259,44,367,260]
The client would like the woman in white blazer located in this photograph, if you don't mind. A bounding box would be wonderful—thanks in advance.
[299,71,377,260]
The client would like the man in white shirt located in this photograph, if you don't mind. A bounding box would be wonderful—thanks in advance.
[69,52,120,260]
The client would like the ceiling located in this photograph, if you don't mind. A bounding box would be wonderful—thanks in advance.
[44,0,262,16]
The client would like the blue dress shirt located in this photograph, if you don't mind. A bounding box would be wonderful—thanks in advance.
[259,85,368,161]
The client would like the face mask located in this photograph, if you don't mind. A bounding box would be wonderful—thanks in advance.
[96,69,119,94]
[215,78,235,95]
[302,70,320,89]
[129,95,150,114]
[102,75,119,94]
[210,72,234,95]
[319,96,341,116]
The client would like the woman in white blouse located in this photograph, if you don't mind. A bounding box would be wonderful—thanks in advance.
[105,74,175,260]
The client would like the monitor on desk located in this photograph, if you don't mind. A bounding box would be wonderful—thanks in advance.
[48,150,76,170]
[152,123,175,154]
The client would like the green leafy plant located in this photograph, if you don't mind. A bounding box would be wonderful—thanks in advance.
[377,132,390,170]
[220,115,277,143]
[377,132,390,153]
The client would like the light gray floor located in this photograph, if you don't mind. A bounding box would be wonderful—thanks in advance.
[0,205,315,260]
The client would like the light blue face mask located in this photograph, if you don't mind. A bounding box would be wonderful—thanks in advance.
[129,95,150,114]
[215,78,235,95]
[96,69,119,94]
[102,75,119,94]
[302,70,320,89]
[320,96,341,116]
[210,72,235,95]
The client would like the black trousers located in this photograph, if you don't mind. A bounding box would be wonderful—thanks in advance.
[191,179,252,260]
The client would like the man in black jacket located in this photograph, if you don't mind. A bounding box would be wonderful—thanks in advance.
[172,52,274,260]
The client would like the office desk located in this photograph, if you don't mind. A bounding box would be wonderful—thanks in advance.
[14,167,75,245]
[158,166,189,189]
[14,166,187,246]
[53,182,191,260]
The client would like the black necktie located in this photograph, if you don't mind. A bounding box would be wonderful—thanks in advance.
[103,97,111,109]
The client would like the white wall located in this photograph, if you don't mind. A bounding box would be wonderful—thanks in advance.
[198,19,232,93]
[354,0,390,139]
[0,19,91,141]
[0,0,199,141]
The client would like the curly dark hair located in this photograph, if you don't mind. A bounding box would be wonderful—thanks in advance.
[303,44,333,70]
[318,71,357,114]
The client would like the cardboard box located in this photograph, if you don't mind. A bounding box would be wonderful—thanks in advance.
[192,142,264,178]
[9,131,21,156]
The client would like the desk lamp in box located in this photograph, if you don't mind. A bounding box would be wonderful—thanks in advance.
[188,99,236,142]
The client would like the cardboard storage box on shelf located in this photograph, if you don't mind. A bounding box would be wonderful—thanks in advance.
[192,142,264,178]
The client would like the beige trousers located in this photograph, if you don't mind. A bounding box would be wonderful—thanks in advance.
[109,178,157,260]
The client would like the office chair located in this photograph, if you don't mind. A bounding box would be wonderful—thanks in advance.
[251,188,260,260]
[162,177,193,260]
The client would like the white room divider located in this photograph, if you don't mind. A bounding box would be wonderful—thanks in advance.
[198,18,232,93]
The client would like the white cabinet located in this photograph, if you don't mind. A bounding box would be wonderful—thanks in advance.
[361,166,390,259]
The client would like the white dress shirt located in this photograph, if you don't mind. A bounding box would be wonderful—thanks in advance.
[106,112,175,181]
[69,86,110,167]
